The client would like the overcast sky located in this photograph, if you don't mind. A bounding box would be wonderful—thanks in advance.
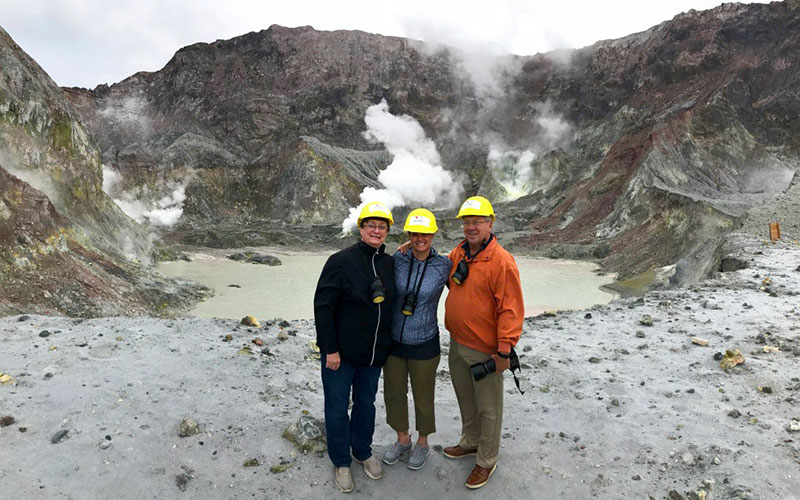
[0,0,770,89]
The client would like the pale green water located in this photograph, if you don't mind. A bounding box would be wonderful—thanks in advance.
[159,250,616,321]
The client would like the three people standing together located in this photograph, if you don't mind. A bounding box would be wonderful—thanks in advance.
[314,196,524,493]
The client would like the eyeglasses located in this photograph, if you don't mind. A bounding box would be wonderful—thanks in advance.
[364,223,389,232]
[461,219,491,228]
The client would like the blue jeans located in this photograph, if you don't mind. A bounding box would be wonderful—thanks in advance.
[321,359,381,467]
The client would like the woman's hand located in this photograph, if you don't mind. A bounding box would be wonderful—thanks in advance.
[397,241,411,254]
[326,352,341,371]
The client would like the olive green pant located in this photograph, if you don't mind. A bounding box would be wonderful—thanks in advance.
[383,354,440,436]
[448,342,504,469]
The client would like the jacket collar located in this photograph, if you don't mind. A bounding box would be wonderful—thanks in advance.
[459,234,496,261]
[397,245,439,263]
[358,240,385,255]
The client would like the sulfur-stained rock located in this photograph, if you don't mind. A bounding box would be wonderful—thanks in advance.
[178,418,199,437]
[720,349,745,371]
[240,315,260,328]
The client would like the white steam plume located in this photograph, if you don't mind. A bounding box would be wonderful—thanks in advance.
[102,165,189,228]
[488,102,572,201]
[98,96,152,136]
[0,151,62,208]
[487,147,536,201]
[342,100,462,233]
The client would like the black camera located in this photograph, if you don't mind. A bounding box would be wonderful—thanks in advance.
[469,357,496,381]
[401,293,417,316]
[370,277,385,303]
[470,349,521,382]
[452,259,469,285]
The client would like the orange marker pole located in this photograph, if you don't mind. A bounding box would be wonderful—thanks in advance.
[769,222,781,241]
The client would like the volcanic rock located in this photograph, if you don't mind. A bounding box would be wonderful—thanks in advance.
[227,252,282,266]
[178,418,199,437]
[282,415,326,454]
[61,3,800,286]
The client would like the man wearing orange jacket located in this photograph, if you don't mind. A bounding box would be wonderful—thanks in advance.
[442,196,524,489]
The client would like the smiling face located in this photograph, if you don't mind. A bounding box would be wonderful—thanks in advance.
[359,218,390,248]
[461,216,493,250]
[408,232,434,259]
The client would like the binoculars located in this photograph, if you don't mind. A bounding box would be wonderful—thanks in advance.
[370,277,385,303]
[401,292,417,316]
[451,259,468,285]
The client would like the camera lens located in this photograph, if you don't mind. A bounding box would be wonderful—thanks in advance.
[469,358,496,381]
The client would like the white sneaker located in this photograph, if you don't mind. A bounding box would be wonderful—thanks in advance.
[354,455,384,480]
[335,467,353,493]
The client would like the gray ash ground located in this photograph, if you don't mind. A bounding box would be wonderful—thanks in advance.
[1,234,799,499]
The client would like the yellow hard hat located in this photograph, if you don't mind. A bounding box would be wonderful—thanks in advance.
[357,201,394,227]
[456,196,495,220]
[403,208,438,234]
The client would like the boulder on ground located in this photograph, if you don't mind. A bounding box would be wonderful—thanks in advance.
[178,418,199,437]
[282,415,326,454]
[720,256,748,272]
[720,349,745,371]
[241,315,260,327]
[227,252,282,266]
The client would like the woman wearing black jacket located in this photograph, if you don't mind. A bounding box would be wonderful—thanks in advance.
[314,201,396,493]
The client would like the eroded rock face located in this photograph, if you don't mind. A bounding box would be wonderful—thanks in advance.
[63,4,800,285]
[0,27,210,316]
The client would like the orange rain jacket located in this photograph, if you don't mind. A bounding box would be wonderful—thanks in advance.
[444,236,524,354]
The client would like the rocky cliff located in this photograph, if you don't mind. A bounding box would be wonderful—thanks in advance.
[0,27,209,316]
[62,2,800,287]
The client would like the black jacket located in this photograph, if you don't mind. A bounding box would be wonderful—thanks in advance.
[314,241,396,366]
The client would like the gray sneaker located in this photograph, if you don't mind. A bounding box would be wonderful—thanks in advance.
[354,454,384,480]
[382,441,412,465]
[335,467,353,493]
[407,445,430,470]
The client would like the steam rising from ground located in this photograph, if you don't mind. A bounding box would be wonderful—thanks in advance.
[488,102,572,200]
[341,100,462,233]
[0,152,62,209]
[405,30,574,203]
[487,147,536,200]
[102,166,189,228]
[98,97,151,135]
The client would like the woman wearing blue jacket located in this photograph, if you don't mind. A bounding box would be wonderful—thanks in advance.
[382,208,450,471]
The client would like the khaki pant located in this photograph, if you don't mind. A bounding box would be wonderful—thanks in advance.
[383,354,440,436]
[448,342,503,469]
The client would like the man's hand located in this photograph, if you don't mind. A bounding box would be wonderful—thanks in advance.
[491,353,510,373]
[326,352,341,371]
[397,241,411,254]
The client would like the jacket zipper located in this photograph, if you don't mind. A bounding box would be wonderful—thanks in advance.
[370,250,380,366]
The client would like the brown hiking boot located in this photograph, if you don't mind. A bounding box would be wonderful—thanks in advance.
[465,464,497,489]
[442,444,478,459]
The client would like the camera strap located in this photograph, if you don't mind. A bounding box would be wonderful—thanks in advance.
[509,347,525,395]
[405,255,430,298]
[462,233,494,262]
[399,255,430,340]
[510,369,524,395]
